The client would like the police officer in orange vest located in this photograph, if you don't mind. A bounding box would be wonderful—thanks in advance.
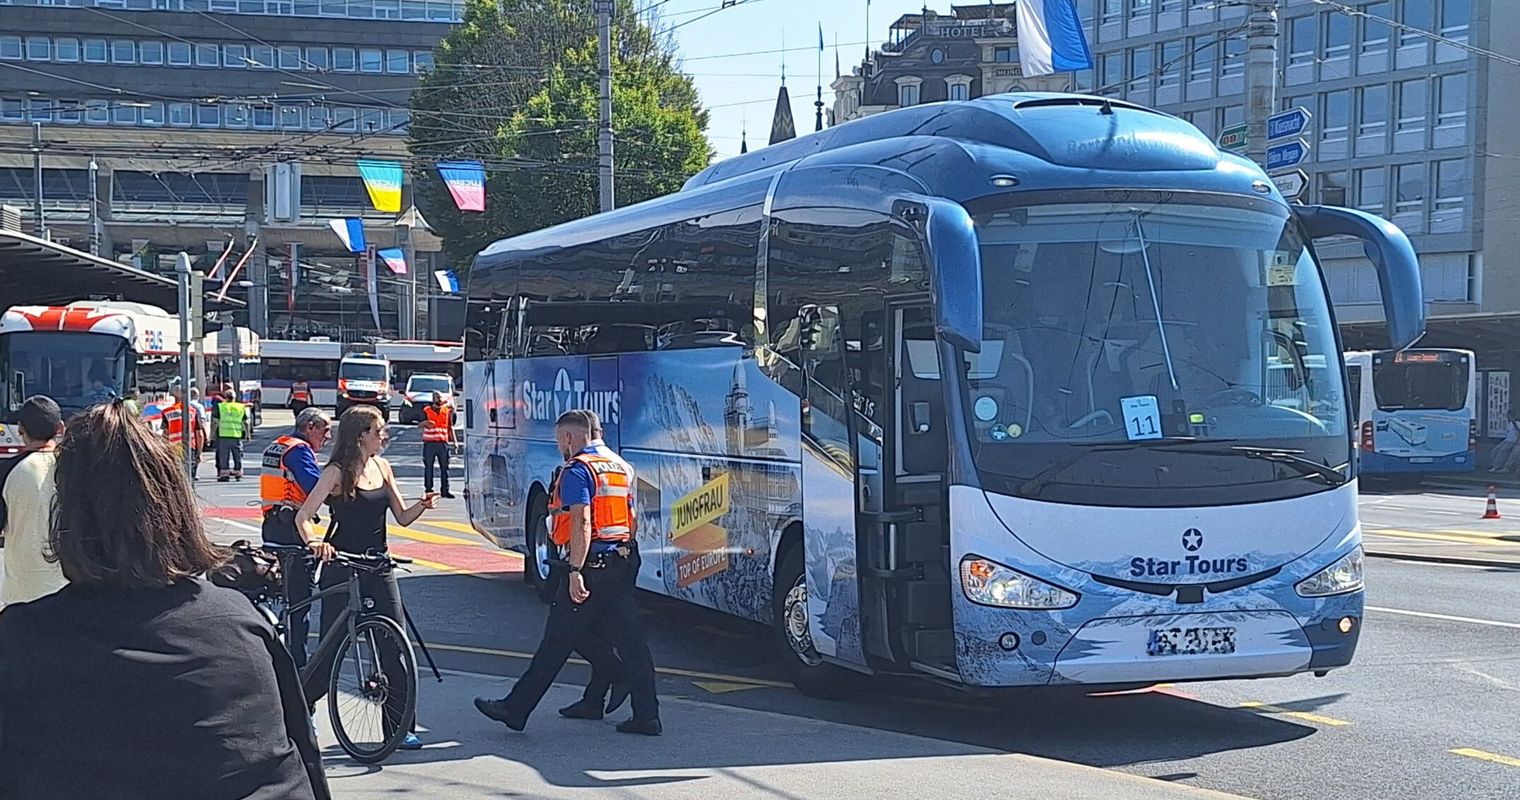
[475,409,661,735]
[420,391,456,498]
[259,406,335,669]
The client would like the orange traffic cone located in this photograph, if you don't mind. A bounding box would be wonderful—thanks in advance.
[1482,485,1502,519]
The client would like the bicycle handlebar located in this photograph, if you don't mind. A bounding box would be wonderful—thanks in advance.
[260,544,409,571]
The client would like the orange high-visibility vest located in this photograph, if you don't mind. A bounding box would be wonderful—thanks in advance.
[421,405,452,443]
[549,452,633,547]
[161,403,186,445]
[260,435,312,513]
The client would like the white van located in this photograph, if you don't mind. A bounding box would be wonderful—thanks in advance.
[336,353,392,421]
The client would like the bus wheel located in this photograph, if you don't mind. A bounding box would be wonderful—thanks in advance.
[524,492,556,603]
[773,546,843,697]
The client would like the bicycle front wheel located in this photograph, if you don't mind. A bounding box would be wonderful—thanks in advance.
[327,615,418,764]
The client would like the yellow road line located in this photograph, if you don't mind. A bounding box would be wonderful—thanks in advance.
[1237,701,1352,727]
[423,640,791,689]
[1451,748,1520,768]
[415,519,488,537]
[1368,529,1520,547]
[387,524,523,560]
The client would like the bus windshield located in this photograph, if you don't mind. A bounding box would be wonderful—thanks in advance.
[1,332,128,417]
[965,192,1349,506]
[1372,357,1467,411]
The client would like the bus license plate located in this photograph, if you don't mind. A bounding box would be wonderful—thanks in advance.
[1147,626,1236,657]
[1410,457,1434,463]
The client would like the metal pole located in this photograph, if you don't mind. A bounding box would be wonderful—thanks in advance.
[30,123,43,238]
[176,252,195,481]
[1244,0,1280,168]
[596,0,615,212]
[88,156,101,256]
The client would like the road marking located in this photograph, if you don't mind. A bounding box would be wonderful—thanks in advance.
[415,519,487,537]
[1368,529,1520,547]
[1451,748,1520,768]
[1237,701,1352,727]
[422,640,791,689]
[693,680,765,694]
[1368,606,1520,630]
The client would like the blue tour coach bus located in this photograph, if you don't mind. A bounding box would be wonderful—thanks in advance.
[461,93,1424,695]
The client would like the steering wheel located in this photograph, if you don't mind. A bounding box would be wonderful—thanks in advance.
[1202,387,1264,408]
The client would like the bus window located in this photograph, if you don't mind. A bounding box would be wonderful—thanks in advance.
[1346,365,1363,424]
[1372,356,1467,411]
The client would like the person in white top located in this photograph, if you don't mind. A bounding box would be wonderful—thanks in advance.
[0,395,65,608]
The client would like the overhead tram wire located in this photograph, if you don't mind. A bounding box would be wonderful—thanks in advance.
[1310,0,1518,68]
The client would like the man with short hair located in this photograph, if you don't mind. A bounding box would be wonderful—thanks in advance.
[420,391,456,499]
[259,406,334,668]
[214,383,252,482]
[0,396,66,608]
[475,409,661,735]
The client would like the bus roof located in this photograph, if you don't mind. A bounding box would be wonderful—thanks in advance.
[471,93,1279,281]
[0,300,179,355]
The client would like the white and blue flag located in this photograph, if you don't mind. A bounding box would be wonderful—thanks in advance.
[1015,0,1094,77]
[434,269,460,294]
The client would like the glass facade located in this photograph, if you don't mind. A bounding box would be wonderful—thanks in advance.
[1,0,462,22]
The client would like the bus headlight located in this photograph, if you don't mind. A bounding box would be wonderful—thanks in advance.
[1296,547,1364,597]
[960,557,1078,609]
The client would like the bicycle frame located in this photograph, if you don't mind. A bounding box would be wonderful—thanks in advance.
[284,570,368,688]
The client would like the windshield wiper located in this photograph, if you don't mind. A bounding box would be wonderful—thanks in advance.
[1018,442,1147,497]
[1144,441,1349,485]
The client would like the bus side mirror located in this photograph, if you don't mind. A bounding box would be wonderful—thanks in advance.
[922,198,983,354]
[1297,205,1425,351]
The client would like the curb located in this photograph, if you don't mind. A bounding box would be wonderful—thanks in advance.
[1365,550,1520,570]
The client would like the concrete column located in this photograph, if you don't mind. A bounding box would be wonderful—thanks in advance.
[245,169,268,337]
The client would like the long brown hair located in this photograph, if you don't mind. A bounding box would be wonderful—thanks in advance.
[329,405,384,500]
[50,402,226,589]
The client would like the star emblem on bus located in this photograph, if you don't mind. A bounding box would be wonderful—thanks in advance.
[1182,528,1203,552]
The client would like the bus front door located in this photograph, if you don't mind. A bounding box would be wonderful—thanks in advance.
[856,301,955,674]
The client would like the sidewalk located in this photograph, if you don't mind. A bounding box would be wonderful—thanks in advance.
[316,670,1251,800]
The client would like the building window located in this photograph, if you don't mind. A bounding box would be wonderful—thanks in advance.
[334,106,357,132]
[111,40,135,64]
[83,39,108,63]
[1433,158,1466,225]
[307,104,330,131]
[196,43,219,67]
[1325,10,1352,60]
[279,104,303,130]
[389,108,409,132]
[947,76,973,102]
[196,103,221,128]
[385,49,409,73]
[1102,0,1121,23]
[1440,0,1469,40]
[56,100,82,125]
[1360,1,1390,54]
[375,0,400,18]
[402,0,427,19]
[1158,40,1182,87]
[141,101,165,126]
[1357,85,1388,136]
[1319,170,1349,206]
[413,50,433,73]
[224,103,249,128]
[111,103,137,125]
[1129,45,1153,93]
[1393,163,1425,215]
[1221,35,1245,78]
[54,38,79,63]
[305,46,328,71]
[27,99,51,123]
[253,105,275,129]
[1130,0,1151,18]
[333,47,356,71]
[0,99,22,121]
[993,46,1014,63]
[1102,51,1124,89]
[139,40,164,65]
[168,102,193,127]
[278,45,301,70]
[0,37,20,62]
[86,100,111,125]
[360,48,383,73]
[1396,78,1426,131]
[1322,89,1349,141]
[248,44,272,69]
[898,82,921,107]
[224,43,247,68]
[1220,104,1244,130]
[1356,167,1386,214]
[26,36,51,62]
[1287,14,1316,66]
[168,42,192,66]
[1436,72,1467,127]
[1399,0,1431,47]
[1189,35,1215,81]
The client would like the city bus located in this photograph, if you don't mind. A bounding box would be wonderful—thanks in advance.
[0,301,178,455]
[203,326,263,423]
[461,93,1424,695]
[1344,349,1477,483]
[261,339,342,408]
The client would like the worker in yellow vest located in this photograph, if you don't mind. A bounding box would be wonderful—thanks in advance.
[213,383,251,482]
[420,391,456,498]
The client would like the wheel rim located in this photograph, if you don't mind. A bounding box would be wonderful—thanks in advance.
[534,537,554,584]
[783,574,823,667]
[330,620,413,761]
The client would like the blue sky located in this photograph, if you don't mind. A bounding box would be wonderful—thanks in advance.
[649,0,941,160]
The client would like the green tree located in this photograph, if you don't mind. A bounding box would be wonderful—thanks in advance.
[409,0,712,270]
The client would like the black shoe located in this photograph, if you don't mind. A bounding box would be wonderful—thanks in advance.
[217,476,230,483]
[616,717,662,736]
[605,680,631,715]
[473,697,526,731]
[441,491,456,499]
[558,699,604,720]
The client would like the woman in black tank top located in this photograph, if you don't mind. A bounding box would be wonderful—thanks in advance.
[293,405,438,750]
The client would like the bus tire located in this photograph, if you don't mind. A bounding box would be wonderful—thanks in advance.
[524,491,557,604]
[773,545,845,698]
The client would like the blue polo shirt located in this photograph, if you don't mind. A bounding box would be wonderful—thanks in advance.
[281,437,322,495]
[559,441,635,554]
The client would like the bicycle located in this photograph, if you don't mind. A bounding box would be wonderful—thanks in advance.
[256,545,422,764]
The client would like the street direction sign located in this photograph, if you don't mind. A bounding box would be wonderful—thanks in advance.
[1266,139,1310,172]
[1267,107,1313,141]
[1271,169,1309,200]
[1216,123,1248,153]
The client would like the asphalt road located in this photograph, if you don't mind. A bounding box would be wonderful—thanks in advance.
[192,413,1520,800]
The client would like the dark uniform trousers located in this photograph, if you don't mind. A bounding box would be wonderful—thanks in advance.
[262,508,314,670]
[501,542,658,722]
